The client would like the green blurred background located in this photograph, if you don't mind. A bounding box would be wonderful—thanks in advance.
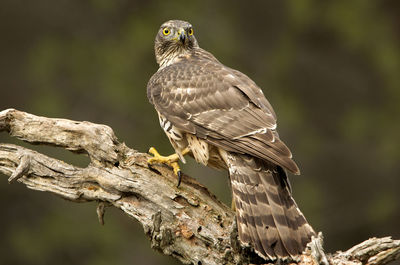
[1,1,399,264]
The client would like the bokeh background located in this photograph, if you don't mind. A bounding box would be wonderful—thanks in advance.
[1,1,399,264]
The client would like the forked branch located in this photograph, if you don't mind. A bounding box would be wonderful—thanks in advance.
[1,109,399,265]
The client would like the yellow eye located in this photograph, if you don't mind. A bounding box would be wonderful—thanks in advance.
[188,28,194,36]
[162,28,170,36]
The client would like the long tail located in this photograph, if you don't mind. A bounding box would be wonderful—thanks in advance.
[226,152,315,260]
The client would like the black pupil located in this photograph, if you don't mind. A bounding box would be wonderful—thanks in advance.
[165,29,169,34]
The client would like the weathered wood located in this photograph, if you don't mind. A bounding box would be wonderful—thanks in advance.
[1,108,399,265]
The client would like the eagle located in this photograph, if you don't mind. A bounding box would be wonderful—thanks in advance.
[146,19,315,260]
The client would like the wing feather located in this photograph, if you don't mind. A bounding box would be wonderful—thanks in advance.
[148,49,299,174]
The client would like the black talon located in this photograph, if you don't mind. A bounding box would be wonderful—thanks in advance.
[177,170,182,187]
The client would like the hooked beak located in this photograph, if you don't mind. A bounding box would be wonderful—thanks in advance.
[178,30,186,44]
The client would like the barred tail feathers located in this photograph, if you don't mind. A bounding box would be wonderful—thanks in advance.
[226,153,315,259]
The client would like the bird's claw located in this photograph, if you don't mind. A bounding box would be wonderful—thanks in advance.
[147,147,183,187]
[148,147,161,158]
[177,170,182,187]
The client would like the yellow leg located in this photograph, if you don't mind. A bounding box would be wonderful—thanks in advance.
[147,147,190,186]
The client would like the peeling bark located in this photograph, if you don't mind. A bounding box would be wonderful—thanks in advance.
[1,109,399,265]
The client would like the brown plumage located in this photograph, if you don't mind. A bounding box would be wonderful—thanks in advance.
[147,20,315,260]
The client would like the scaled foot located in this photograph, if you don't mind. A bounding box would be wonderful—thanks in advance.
[147,147,183,187]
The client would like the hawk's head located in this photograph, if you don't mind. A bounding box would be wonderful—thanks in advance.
[154,20,199,66]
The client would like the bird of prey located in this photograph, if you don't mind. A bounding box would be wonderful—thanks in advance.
[147,19,315,260]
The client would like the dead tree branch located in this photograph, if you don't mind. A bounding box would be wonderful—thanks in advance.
[1,109,399,265]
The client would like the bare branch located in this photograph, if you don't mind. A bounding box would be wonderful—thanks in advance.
[1,109,399,265]
[332,237,400,265]
[0,108,124,166]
